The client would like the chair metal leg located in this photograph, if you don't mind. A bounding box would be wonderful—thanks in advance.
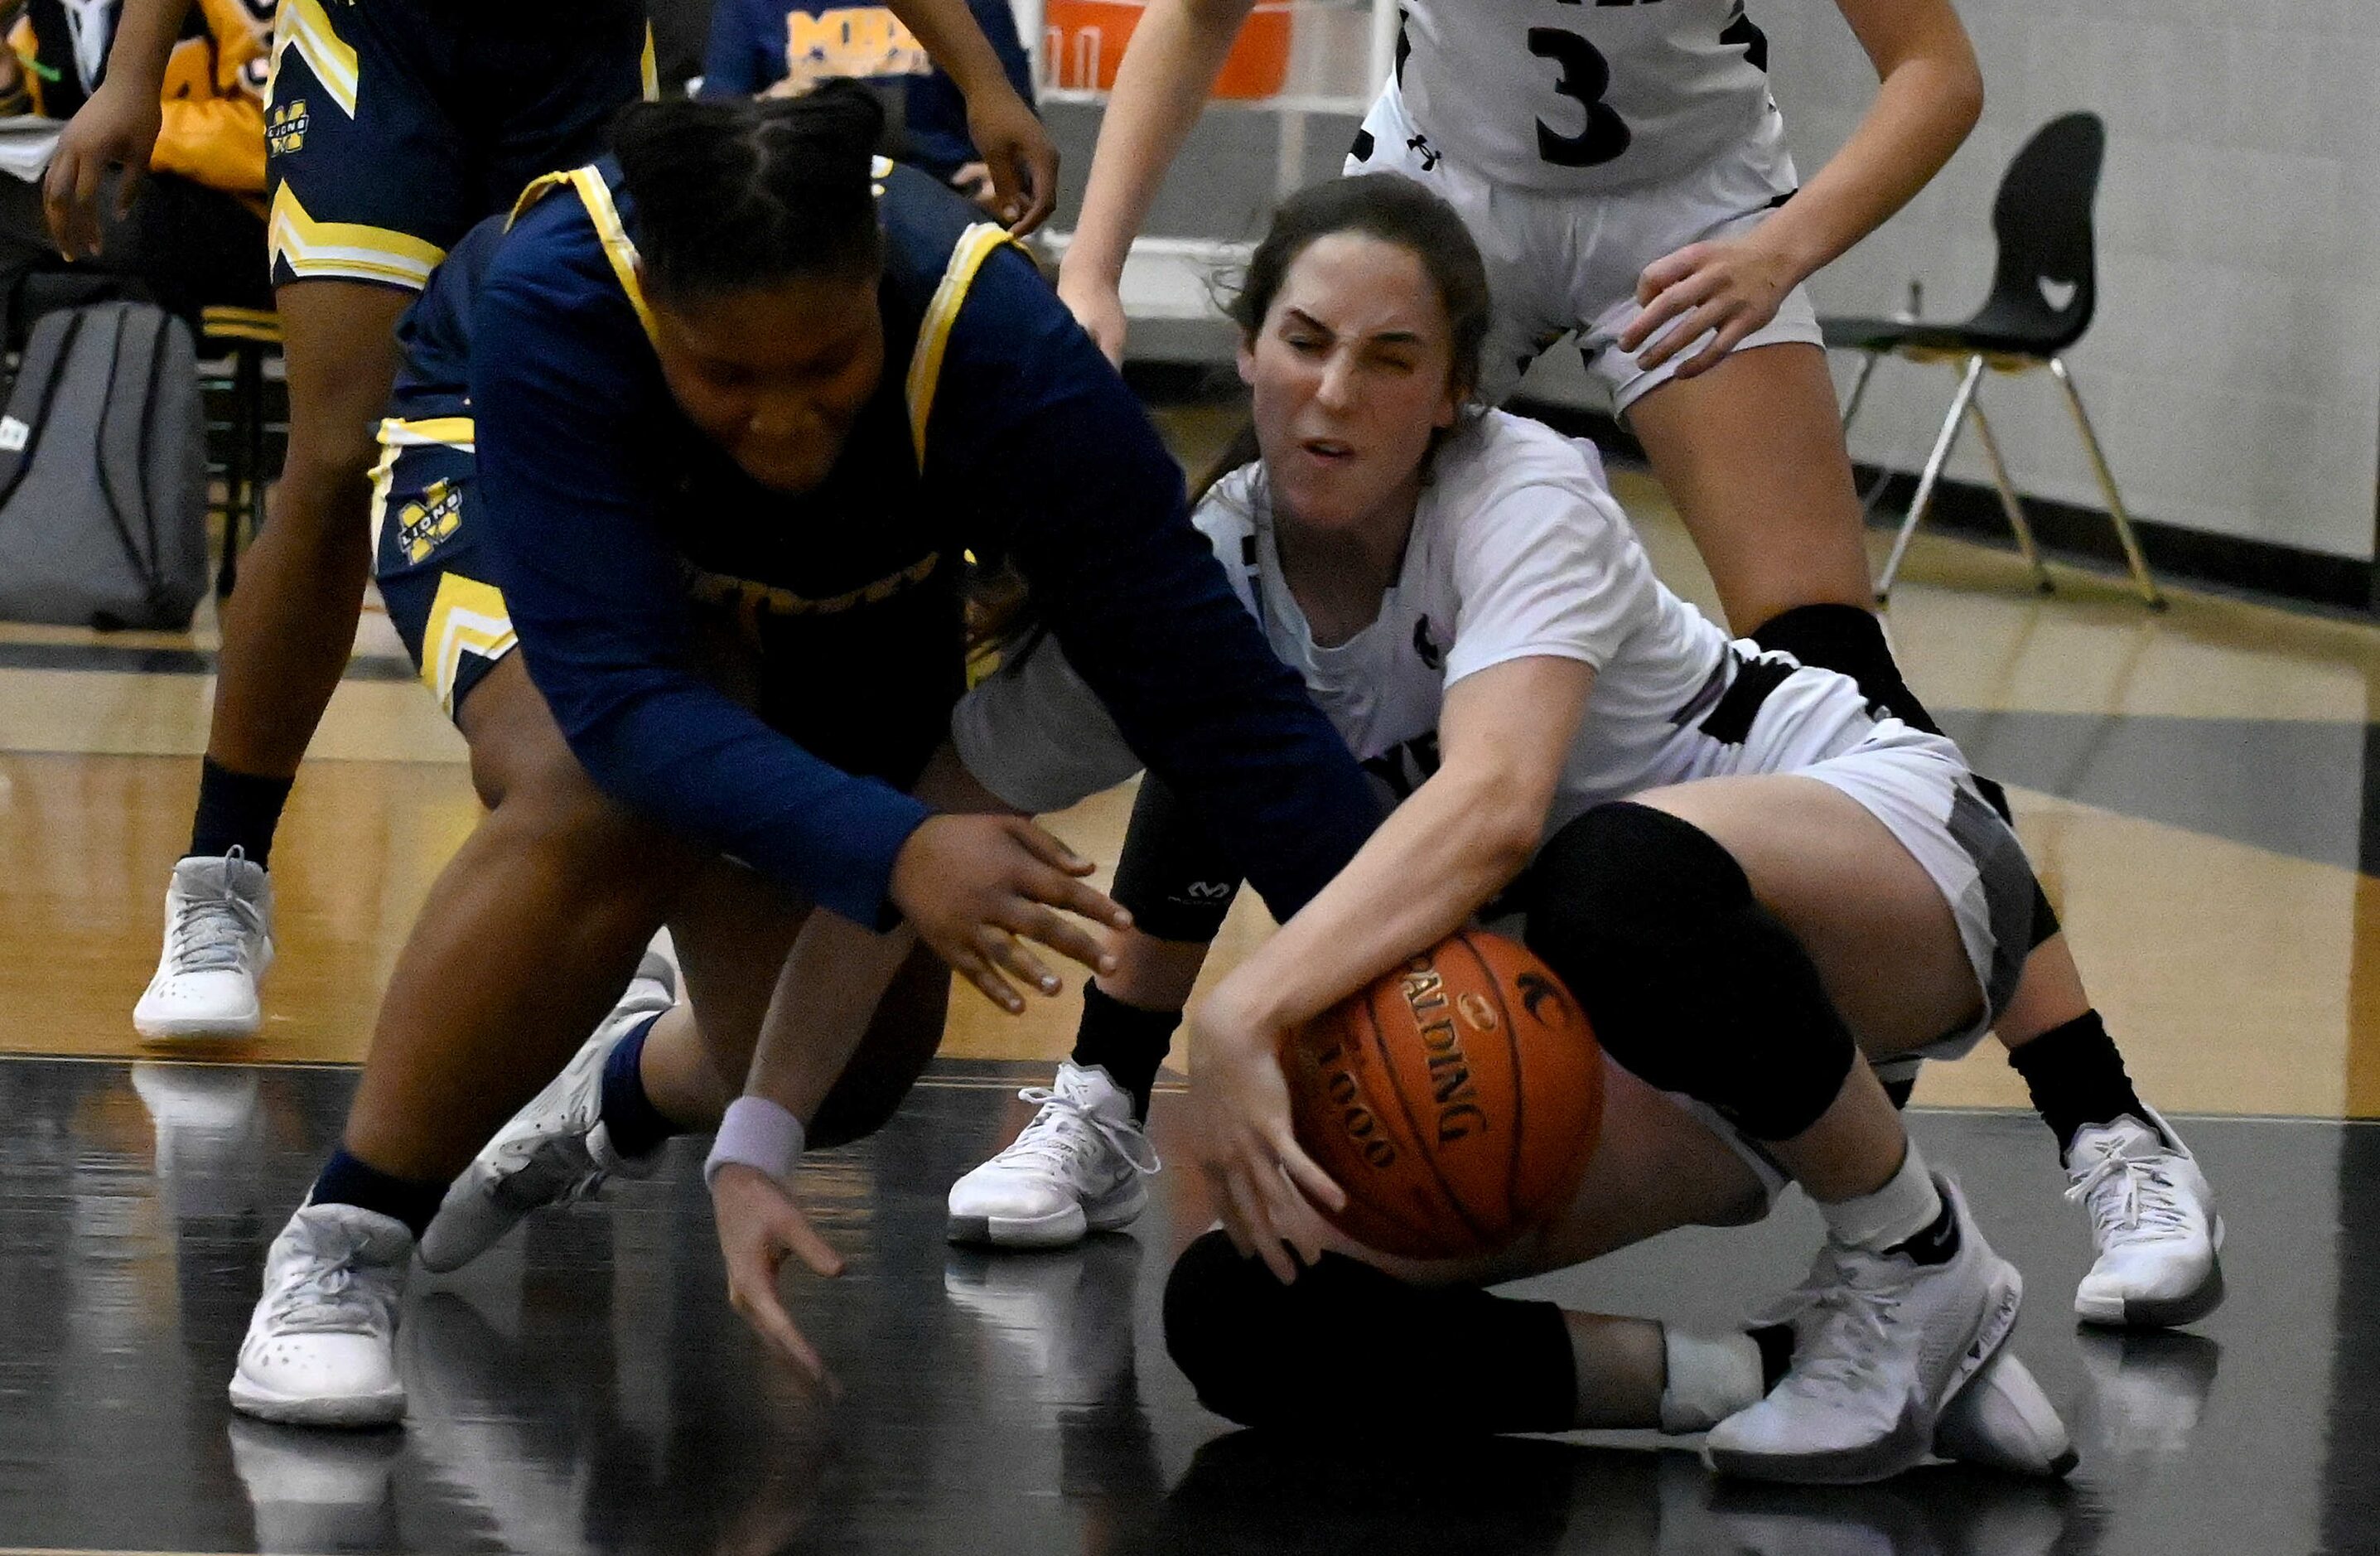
[1962,394,2053,594]
[1838,349,1883,434]
[1877,354,1984,605]
[2048,356,2165,609]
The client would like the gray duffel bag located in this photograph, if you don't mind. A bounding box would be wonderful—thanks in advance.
[0,299,208,630]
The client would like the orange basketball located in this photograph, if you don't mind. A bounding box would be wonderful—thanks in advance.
[1277,930,1604,1261]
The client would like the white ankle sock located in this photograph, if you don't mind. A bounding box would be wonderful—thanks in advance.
[1818,1140,1942,1251]
[1658,1327,1764,1433]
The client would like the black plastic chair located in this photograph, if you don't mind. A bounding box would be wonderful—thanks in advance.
[1822,112,2162,606]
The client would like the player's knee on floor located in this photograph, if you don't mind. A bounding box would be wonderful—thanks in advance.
[1162,1231,1575,1435]
[1520,800,1856,1143]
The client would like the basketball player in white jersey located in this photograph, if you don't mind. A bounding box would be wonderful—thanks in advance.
[1027,0,2221,1326]
[947,177,2081,1481]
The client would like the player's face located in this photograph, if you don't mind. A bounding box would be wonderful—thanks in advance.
[649,270,887,494]
[1239,233,1460,534]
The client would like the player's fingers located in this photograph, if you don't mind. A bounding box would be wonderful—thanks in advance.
[60,154,104,258]
[949,946,1026,1013]
[1011,138,1059,235]
[1004,903,1118,977]
[1634,244,1705,306]
[1673,316,1750,381]
[1635,299,1729,371]
[983,929,1060,999]
[1270,1128,1347,1215]
[1020,863,1131,931]
[731,1274,828,1380]
[1007,819,1095,875]
[113,162,147,222]
[774,1207,847,1280]
[1204,1166,1258,1259]
[1224,1158,1298,1283]
[1620,271,1721,355]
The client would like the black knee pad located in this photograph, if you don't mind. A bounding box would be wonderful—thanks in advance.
[1161,1232,1574,1435]
[1522,801,1856,1142]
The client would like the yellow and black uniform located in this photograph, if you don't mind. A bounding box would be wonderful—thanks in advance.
[373,157,1383,930]
[263,0,654,291]
[13,0,273,200]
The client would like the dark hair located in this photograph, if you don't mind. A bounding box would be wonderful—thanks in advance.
[1226,173,1492,405]
[611,82,886,303]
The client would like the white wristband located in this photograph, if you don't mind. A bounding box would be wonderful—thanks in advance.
[705,1096,806,1189]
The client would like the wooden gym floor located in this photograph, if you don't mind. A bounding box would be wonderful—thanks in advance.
[2,405,2378,1553]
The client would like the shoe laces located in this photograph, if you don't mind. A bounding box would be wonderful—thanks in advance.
[2066,1131,2192,1243]
[266,1226,398,1336]
[1758,1243,1908,1399]
[996,1087,1161,1180]
[167,851,265,976]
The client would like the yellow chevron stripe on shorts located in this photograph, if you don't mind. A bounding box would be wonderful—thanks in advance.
[905,222,1021,465]
[369,416,476,553]
[271,184,446,288]
[641,25,659,99]
[422,573,516,716]
[268,0,360,117]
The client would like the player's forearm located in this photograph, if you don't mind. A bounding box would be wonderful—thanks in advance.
[94,0,192,97]
[1057,0,1256,287]
[1202,765,1541,1038]
[742,915,920,1123]
[1758,25,1982,282]
[882,0,1028,107]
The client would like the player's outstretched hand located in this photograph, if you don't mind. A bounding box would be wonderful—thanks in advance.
[966,87,1057,235]
[1056,266,1128,366]
[712,1162,845,1388]
[1620,231,1800,379]
[44,78,160,259]
[1185,993,1347,1283]
[890,812,1128,1013]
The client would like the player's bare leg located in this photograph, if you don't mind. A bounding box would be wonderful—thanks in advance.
[1627,341,2219,1328]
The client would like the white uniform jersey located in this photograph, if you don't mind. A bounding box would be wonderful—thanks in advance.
[960,411,1877,839]
[1396,0,1777,192]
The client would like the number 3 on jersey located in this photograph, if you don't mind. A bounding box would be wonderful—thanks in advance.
[1528,27,1630,167]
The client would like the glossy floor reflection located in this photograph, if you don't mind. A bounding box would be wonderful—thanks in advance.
[2,1054,2372,1556]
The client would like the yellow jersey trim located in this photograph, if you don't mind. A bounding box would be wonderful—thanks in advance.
[269,184,445,288]
[378,415,477,451]
[905,221,1019,465]
[512,167,659,346]
[422,573,517,715]
[269,0,359,117]
[641,25,659,100]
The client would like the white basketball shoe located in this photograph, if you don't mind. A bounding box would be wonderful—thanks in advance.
[415,951,677,1273]
[229,1201,412,1427]
[1705,1177,2022,1484]
[2067,1107,2224,1327]
[947,1061,1159,1248]
[134,850,274,1039]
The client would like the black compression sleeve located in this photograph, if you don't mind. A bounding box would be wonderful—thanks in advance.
[1110,774,1244,944]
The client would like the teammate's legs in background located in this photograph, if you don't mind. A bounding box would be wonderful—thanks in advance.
[1624,341,2219,1326]
[134,282,411,1041]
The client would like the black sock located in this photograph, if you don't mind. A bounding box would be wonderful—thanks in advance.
[2006,1009,2146,1157]
[1750,1323,1794,1392]
[187,756,295,868]
[597,1013,673,1159]
[1072,984,1178,1121]
[1750,602,2019,824]
[1886,1194,1962,1267]
[311,1148,447,1240]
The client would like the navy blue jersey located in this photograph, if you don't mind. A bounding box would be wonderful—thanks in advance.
[401,157,1380,928]
[696,0,1034,182]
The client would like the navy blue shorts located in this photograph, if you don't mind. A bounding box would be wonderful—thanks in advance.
[266,0,651,291]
